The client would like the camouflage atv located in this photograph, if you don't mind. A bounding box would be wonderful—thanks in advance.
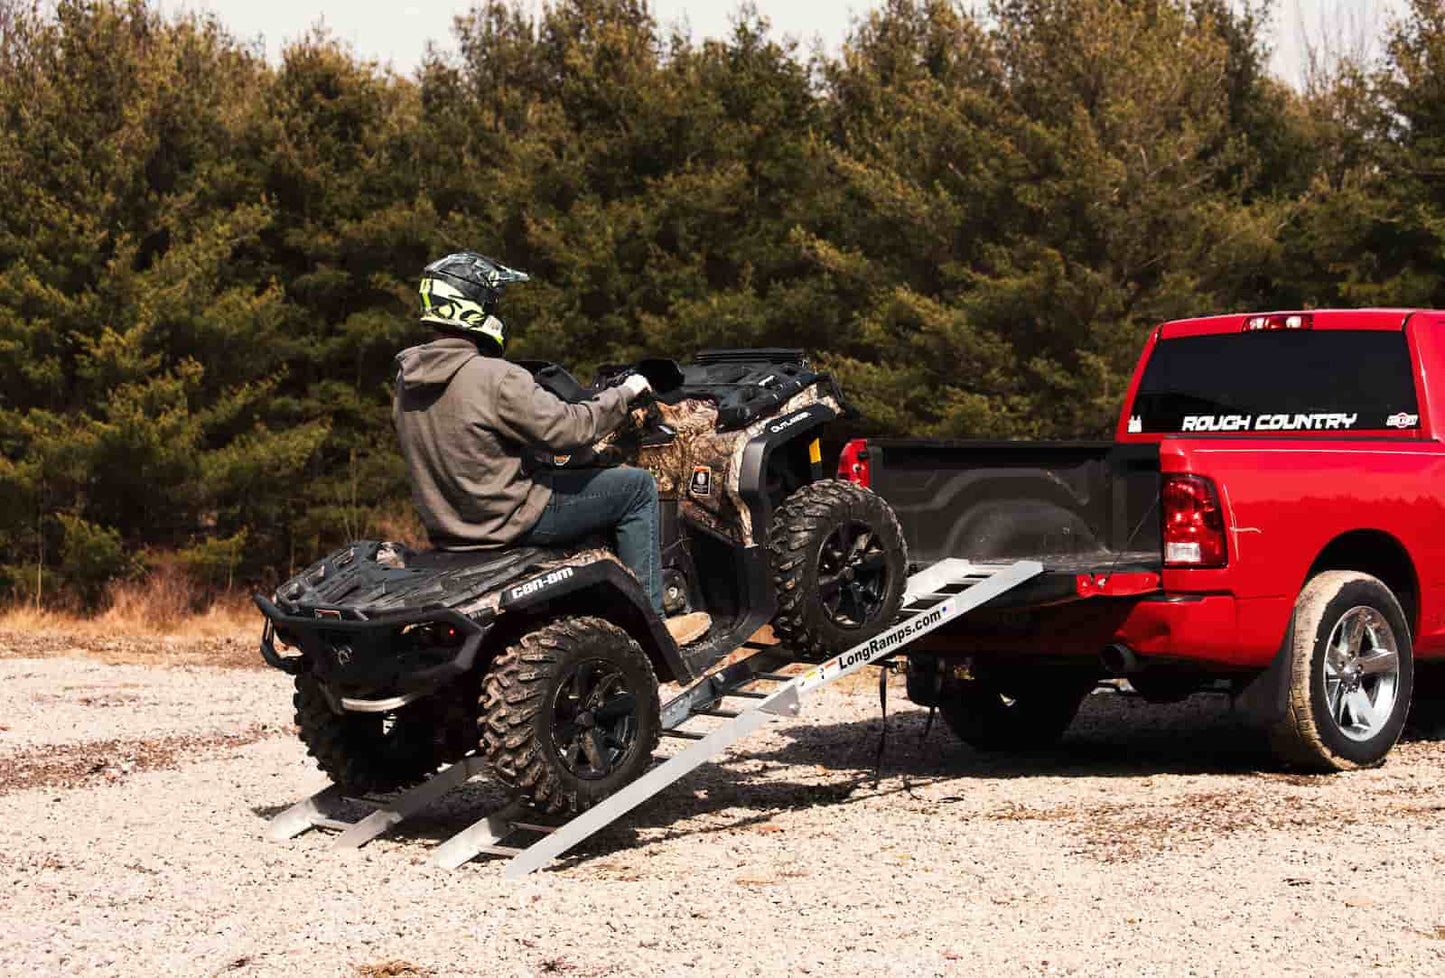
[256,349,907,813]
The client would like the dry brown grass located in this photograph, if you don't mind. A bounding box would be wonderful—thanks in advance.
[0,562,260,643]
[368,508,429,549]
[0,564,263,668]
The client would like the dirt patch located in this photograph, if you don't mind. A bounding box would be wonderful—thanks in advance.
[0,630,262,670]
[985,772,1445,863]
[0,724,282,794]
[352,962,434,978]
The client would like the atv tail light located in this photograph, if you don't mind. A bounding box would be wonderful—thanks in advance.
[1243,313,1312,332]
[1162,474,1228,567]
[838,438,871,487]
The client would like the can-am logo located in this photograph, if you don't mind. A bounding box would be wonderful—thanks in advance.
[769,412,810,435]
[1386,412,1420,429]
[507,567,575,602]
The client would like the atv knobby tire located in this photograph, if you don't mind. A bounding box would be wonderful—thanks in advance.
[940,672,1097,751]
[293,673,465,794]
[480,617,661,814]
[768,480,907,661]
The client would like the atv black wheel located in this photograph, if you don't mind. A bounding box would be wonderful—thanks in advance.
[480,617,661,814]
[292,674,462,794]
[940,671,1097,751]
[768,481,908,661]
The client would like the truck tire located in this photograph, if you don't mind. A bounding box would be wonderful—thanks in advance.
[768,481,907,661]
[480,617,660,813]
[292,674,454,794]
[940,672,1096,751]
[1269,571,1413,771]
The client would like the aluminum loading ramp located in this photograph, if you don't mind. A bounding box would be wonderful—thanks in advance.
[267,558,1043,878]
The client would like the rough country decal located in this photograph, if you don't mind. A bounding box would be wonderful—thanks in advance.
[1387,413,1420,429]
[1181,413,1360,432]
[798,605,948,692]
[506,567,575,603]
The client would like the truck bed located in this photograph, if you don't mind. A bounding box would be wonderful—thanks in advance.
[868,439,1163,607]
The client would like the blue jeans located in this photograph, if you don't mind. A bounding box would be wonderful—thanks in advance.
[518,467,663,614]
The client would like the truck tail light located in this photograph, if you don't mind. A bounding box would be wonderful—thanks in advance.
[837,438,871,488]
[1243,313,1312,331]
[1162,474,1227,567]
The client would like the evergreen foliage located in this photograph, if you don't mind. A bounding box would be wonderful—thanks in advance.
[0,0,1438,601]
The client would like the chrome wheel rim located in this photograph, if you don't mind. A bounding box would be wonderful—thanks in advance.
[1323,606,1400,743]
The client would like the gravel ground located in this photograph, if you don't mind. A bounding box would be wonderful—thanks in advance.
[4,639,1445,977]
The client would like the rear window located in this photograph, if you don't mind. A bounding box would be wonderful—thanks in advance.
[1128,330,1420,434]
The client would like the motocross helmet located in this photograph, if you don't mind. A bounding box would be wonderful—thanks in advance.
[418,252,530,351]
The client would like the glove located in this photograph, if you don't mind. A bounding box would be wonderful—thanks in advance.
[620,373,652,402]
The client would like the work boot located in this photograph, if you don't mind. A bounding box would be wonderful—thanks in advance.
[665,612,711,646]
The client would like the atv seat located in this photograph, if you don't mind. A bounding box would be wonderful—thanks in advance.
[415,531,613,573]
[407,545,553,573]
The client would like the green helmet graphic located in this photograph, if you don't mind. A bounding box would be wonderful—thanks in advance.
[418,252,530,349]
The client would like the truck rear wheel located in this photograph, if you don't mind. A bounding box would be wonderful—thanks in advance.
[940,671,1097,751]
[480,617,661,813]
[767,481,907,661]
[1269,571,1413,771]
[292,674,458,794]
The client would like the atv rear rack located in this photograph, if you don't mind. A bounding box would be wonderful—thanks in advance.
[265,558,1042,877]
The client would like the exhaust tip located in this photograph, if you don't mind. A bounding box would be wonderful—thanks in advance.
[1101,643,1141,676]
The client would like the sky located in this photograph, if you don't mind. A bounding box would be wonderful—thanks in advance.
[161,0,1414,87]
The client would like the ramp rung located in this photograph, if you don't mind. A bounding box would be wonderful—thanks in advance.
[479,845,525,857]
[662,729,706,740]
[510,821,560,835]
[312,818,354,832]
[754,672,795,682]
[695,708,741,718]
[726,690,769,699]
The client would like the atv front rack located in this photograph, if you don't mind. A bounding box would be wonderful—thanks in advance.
[265,558,1042,877]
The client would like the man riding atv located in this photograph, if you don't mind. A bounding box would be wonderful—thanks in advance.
[393,251,711,646]
[256,256,908,815]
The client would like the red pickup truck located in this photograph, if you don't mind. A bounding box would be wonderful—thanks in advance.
[841,308,1443,771]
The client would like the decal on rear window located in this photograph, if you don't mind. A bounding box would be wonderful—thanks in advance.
[1130,331,1419,433]
[1181,413,1359,432]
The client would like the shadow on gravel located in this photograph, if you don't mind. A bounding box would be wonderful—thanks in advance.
[249,689,1320,872]
[736,691,1281,782]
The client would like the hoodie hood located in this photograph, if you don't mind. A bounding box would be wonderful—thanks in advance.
[394,337,480,392]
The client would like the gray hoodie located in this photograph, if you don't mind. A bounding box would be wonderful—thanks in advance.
[392,337,631,549]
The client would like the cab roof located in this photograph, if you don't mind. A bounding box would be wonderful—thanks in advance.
[1159,309,1422,339]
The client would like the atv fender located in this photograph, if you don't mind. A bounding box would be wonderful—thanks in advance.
[498,559,691,684]
[738,401,838,533]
